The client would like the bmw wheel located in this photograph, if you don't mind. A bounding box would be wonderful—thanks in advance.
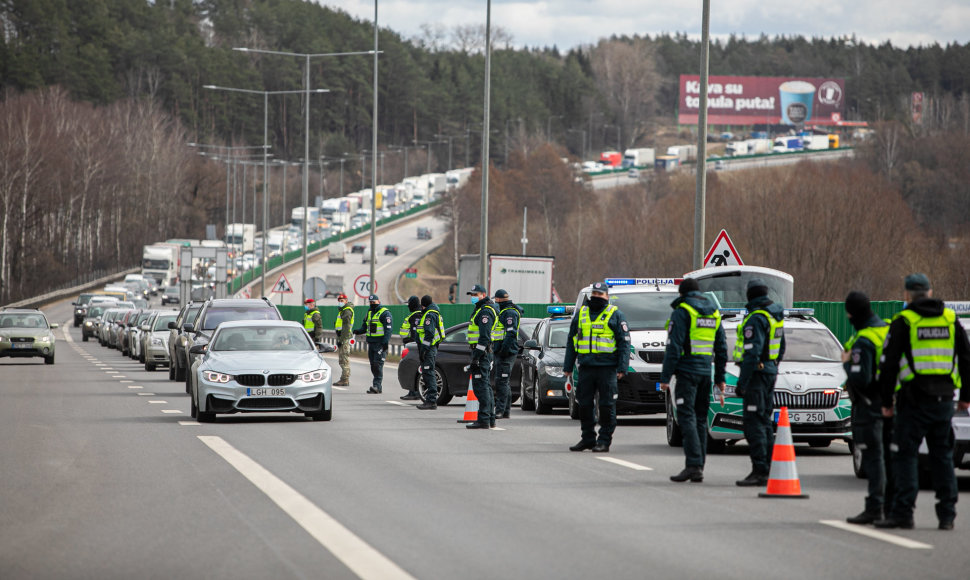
[418,368,452,406]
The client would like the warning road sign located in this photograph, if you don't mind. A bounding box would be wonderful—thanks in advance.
[703,230,743,268]
[272,273,294,294]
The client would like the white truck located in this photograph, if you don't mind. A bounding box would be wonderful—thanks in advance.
[324,275,345,297]
[327,242,346,263]
[488,254,555,304]
[621,148,655,169]
[430,174,447,197]
[224,223,255,255]
[266,230,286,258]
[667,144,697,163]
[291,206,321,234]
[141,244,180,286]
[725,141,750,156]
[802,134,830,150]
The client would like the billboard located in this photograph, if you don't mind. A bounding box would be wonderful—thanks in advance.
[679,75,845,126]
[488,254,554,304]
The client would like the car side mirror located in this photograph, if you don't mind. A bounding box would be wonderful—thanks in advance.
[50,323,59,329]
[140,325,150,331]
[168,321,176,330]
[183,323,195,333]
[189,345,207,355]
[317,343,336,353]
[524,339,539,349]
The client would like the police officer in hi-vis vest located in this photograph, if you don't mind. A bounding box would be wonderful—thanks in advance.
[841,291,894,525]
[333,293,354,386]
[354,294,393,394]
[734,278,786,487]
[466,284,498,429]
[399,296,423,401]
[874,273,970,531]
[659,278,728,483]
[563,282,631,453]
[416,295,446,410]
[492,289,523,420]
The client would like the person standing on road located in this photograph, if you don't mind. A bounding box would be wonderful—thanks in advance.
[416,295,445,410]
[333,293,354,386]
[563,282,631,453]
[399,296,423,401]
[874,273,970,531]
[659,278,728,483]
[492,289,523,420]
[303,298,323,343]
[466,284,498,429]
[354,294,393,394]
[734,278,786,487]
[842,291,894,525]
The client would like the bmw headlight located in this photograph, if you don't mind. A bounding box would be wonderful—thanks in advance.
[298,368,330,383]
[203,371,233,383]
[543,365,564,378]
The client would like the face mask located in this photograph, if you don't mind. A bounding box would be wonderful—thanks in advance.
[337,301,345,307]
[588,296,608,310]
[470,296,480,305]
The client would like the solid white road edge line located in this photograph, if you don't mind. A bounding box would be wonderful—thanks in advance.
[386,401,408,406]
[819,520,932,549]
[198,435,417,580]
[596,457,654,471]
[332,386,348,391]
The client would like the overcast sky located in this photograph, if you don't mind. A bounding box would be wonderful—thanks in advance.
[316,0,970,50]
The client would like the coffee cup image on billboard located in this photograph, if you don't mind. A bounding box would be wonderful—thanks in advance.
[779,80,816,124]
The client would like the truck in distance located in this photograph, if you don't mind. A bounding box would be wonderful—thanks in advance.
[141,244,180,286]
[224,223,255,255]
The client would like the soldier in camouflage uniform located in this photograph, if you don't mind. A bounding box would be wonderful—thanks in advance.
[334,293,354,386]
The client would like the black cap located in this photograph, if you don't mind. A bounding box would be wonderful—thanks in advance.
[678,278,699,296]
[368,294,380,302]
[421,295,433,308]
[904,273,931,291]
[493,289,509,299]
[590,282,609,294]
[466,284,487,295]
[407,295,421,312]
[844,291,872,320]
[746,278,768,300]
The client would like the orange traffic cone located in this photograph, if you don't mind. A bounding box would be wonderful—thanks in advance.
[759,406,809,499]
[457,375,479,423]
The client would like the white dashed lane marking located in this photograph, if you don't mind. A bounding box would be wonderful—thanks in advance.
[596,457,654,471]
[148,400,167,404]
[161,410,183,414]
[819,520,932,549]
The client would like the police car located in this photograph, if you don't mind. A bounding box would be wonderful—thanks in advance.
[567,278,684,417]
[687,309,851,451]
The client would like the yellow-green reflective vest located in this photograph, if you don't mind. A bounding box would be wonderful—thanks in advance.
[493,306,520,342]
[399,312,420,339]
[844,324,890,379]
[574,305,618,354]
[366,307,389,338]
[335,305,354,330]
[895,309,957,384]
[733,309,783,362]
[467,304,498,344]
[303,310,317,331]
[678,303,721,358]
[418,309,446,346]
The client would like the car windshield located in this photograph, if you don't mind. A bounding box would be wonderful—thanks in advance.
[76,294,94,305]
[201,306,280,330]
[546,321,572,348]
[691,271,793,309]
[519,319,538,340]
[211,326,313,352]
[781,328,843,362]
[165,287,178,295]
[154,314,178,331]
[608,293,676,331]
[88,306,107,318]
[0,313,48,329]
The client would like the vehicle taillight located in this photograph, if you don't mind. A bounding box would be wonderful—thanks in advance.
[402,347,409,359]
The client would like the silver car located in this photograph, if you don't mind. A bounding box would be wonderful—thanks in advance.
[142,310,178,371]
[189,320,335,422]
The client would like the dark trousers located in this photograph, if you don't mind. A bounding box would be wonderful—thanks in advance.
[889,393,957,523]
[420,345,438,402]
[741,371,776,473]
[471,350,494,426]
[674,371,712,469]
[367,342,386,391]
[492,352,515,417]
[576,365,618,446]
[852,401,895,514]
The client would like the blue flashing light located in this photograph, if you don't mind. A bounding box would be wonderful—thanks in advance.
[547,305,566,315]
[784,308,815,317]
[605,277,681,287]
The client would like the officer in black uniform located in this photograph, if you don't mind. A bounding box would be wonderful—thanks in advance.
[735,278,786,487]
[842,291,894,525]
[416,295,445,410]
[466,284,497,429]
[354,294,393,394]
[399,296,423,401]
[492,289,523,420]
[874,273,970,530]
[659,278,728,483]
[562,282,631,452]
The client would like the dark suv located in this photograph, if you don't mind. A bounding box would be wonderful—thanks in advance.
[182,298,283,393]
[168,302,204,382]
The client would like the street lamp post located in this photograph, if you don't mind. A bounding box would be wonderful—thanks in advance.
[234,46,374,294]
[434,134,455,171]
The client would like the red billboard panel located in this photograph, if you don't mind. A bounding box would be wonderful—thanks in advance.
[678,75,845,126]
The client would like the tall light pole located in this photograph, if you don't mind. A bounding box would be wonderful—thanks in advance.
[369,0,379,286]
[693,0,711,270]
[203,85,318,297]
[234,46,374,294]
[479,0,492,288]
[434,134,455,171]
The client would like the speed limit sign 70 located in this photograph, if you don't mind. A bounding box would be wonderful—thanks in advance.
[353,274,377,298]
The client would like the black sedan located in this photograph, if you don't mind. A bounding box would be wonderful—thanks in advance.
[520,316,572,414]
[397,319,539,405]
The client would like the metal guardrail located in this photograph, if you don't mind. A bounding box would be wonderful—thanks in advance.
[3,267,141,309]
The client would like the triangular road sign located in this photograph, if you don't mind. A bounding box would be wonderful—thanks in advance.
[272,273,294,294]
[703,229,743,268]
